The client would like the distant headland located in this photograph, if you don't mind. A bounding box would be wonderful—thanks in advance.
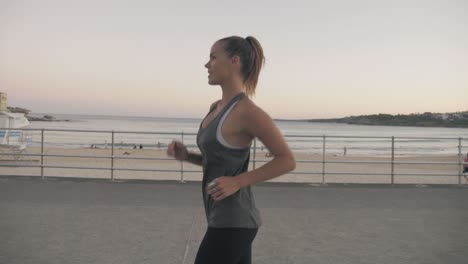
[277,111,468,128]
[7,107,70,122]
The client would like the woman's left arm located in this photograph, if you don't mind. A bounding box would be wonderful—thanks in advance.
[235,106,296,188]
[207,105,296,201]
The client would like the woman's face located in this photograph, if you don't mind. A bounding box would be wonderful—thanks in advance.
[204,41,233,86]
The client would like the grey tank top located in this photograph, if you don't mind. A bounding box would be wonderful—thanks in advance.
[196,93,262,228]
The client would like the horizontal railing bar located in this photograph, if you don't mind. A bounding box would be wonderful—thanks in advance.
[113,168,202,172]
[393,161,461,165]
[396,136,466,140]
[289,171,460,176]
[0,175,186,180]
[290,160,394,165]
[291,172,391,176]
[0,153,176,161]
[8,165,201,173]
[283,134,392,139]
[41,166,110,170]
[390,172,461,176]
[1,128,199,135]
[0,164,42,168]
[287,172,322,175]
[36,154,176,161]
[116,168,172,172]
[283,135,465,140]
[0,166,460,177]
[0,174,41,178]
[318,161,388,164]
[325,161,461,165]
[12,166,177,173]
[113,156,174,161]
[30,175,112,179]
[3,155,465,165]
[3,127,465,140]
[0,153,41,157]
[3,157,464,165]
[259,160,467,165]
[41,154,111,159]
[0,154,112,159]
[114,131,197,135]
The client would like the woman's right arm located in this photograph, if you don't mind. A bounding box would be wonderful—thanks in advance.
[167,140,203,166]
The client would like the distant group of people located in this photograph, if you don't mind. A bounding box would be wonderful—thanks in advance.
[91,142,164,150]
[132,142,162,149]
[464,153,468,182]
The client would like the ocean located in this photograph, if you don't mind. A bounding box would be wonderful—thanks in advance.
[25,114,468,156]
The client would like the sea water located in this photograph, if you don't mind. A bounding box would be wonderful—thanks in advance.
[25,114,468,156]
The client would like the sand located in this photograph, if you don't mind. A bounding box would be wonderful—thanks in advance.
[1,146,466,185]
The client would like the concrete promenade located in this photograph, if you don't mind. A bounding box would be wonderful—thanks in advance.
[0,177,467,264]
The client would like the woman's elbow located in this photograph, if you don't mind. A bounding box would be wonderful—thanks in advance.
[284,155,296,172]
[272,153,296,173]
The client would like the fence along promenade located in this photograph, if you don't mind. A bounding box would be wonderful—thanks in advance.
[0,128,467,185]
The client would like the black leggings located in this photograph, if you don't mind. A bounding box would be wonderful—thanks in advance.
[194,227,258,264]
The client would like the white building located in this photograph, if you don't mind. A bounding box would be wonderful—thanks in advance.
[0,92,30,148]
[0,92,7,112]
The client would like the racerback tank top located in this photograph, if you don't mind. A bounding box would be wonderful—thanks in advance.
[196,92,262,228]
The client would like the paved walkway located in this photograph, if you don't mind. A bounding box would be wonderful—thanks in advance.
[0,177,467,264]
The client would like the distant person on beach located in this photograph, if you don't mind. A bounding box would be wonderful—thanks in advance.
[463,153,468,182]
[167,36,296,264]
[343,146,347,156]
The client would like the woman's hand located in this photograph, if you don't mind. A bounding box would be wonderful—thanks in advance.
[166,140,188,161]
[206,177,241,201]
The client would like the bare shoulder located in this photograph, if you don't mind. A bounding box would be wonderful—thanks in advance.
[237,97,274,136]
[238,97,271,120]
[209,100,221,111]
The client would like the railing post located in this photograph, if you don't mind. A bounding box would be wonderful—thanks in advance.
[40,129,44,179]
[111,131,115,180]
[253,138,257,170]
[391,136,395,185]
[322,135,326,185]
[180,132,185,183]
[458,137,462,185]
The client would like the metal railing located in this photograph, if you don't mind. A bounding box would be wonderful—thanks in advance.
[0,128,467,185]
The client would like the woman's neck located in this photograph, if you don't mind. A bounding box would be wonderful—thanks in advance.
[219,79,244,105]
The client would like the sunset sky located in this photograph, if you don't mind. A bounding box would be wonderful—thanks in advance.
[1,0,467,119]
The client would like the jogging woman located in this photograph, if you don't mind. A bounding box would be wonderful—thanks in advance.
[167,36,296,264]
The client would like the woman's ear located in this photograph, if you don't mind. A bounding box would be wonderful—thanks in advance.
[231,55,241,65]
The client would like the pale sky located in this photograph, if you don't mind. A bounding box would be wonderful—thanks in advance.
[1,0,467,119]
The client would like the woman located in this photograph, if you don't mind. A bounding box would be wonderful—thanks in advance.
[167,36,296,264]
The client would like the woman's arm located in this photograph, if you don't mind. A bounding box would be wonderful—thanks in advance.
[167,140,203,166]
[235,105,296,188]
[185,152,203,166]
[207,104,296,200]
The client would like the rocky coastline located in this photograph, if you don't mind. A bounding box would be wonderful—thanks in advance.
[7,106,70,122]
[26,115,70,122]
[304,111,468,128]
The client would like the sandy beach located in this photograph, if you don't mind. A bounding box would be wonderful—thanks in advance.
[1,146,466,185]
